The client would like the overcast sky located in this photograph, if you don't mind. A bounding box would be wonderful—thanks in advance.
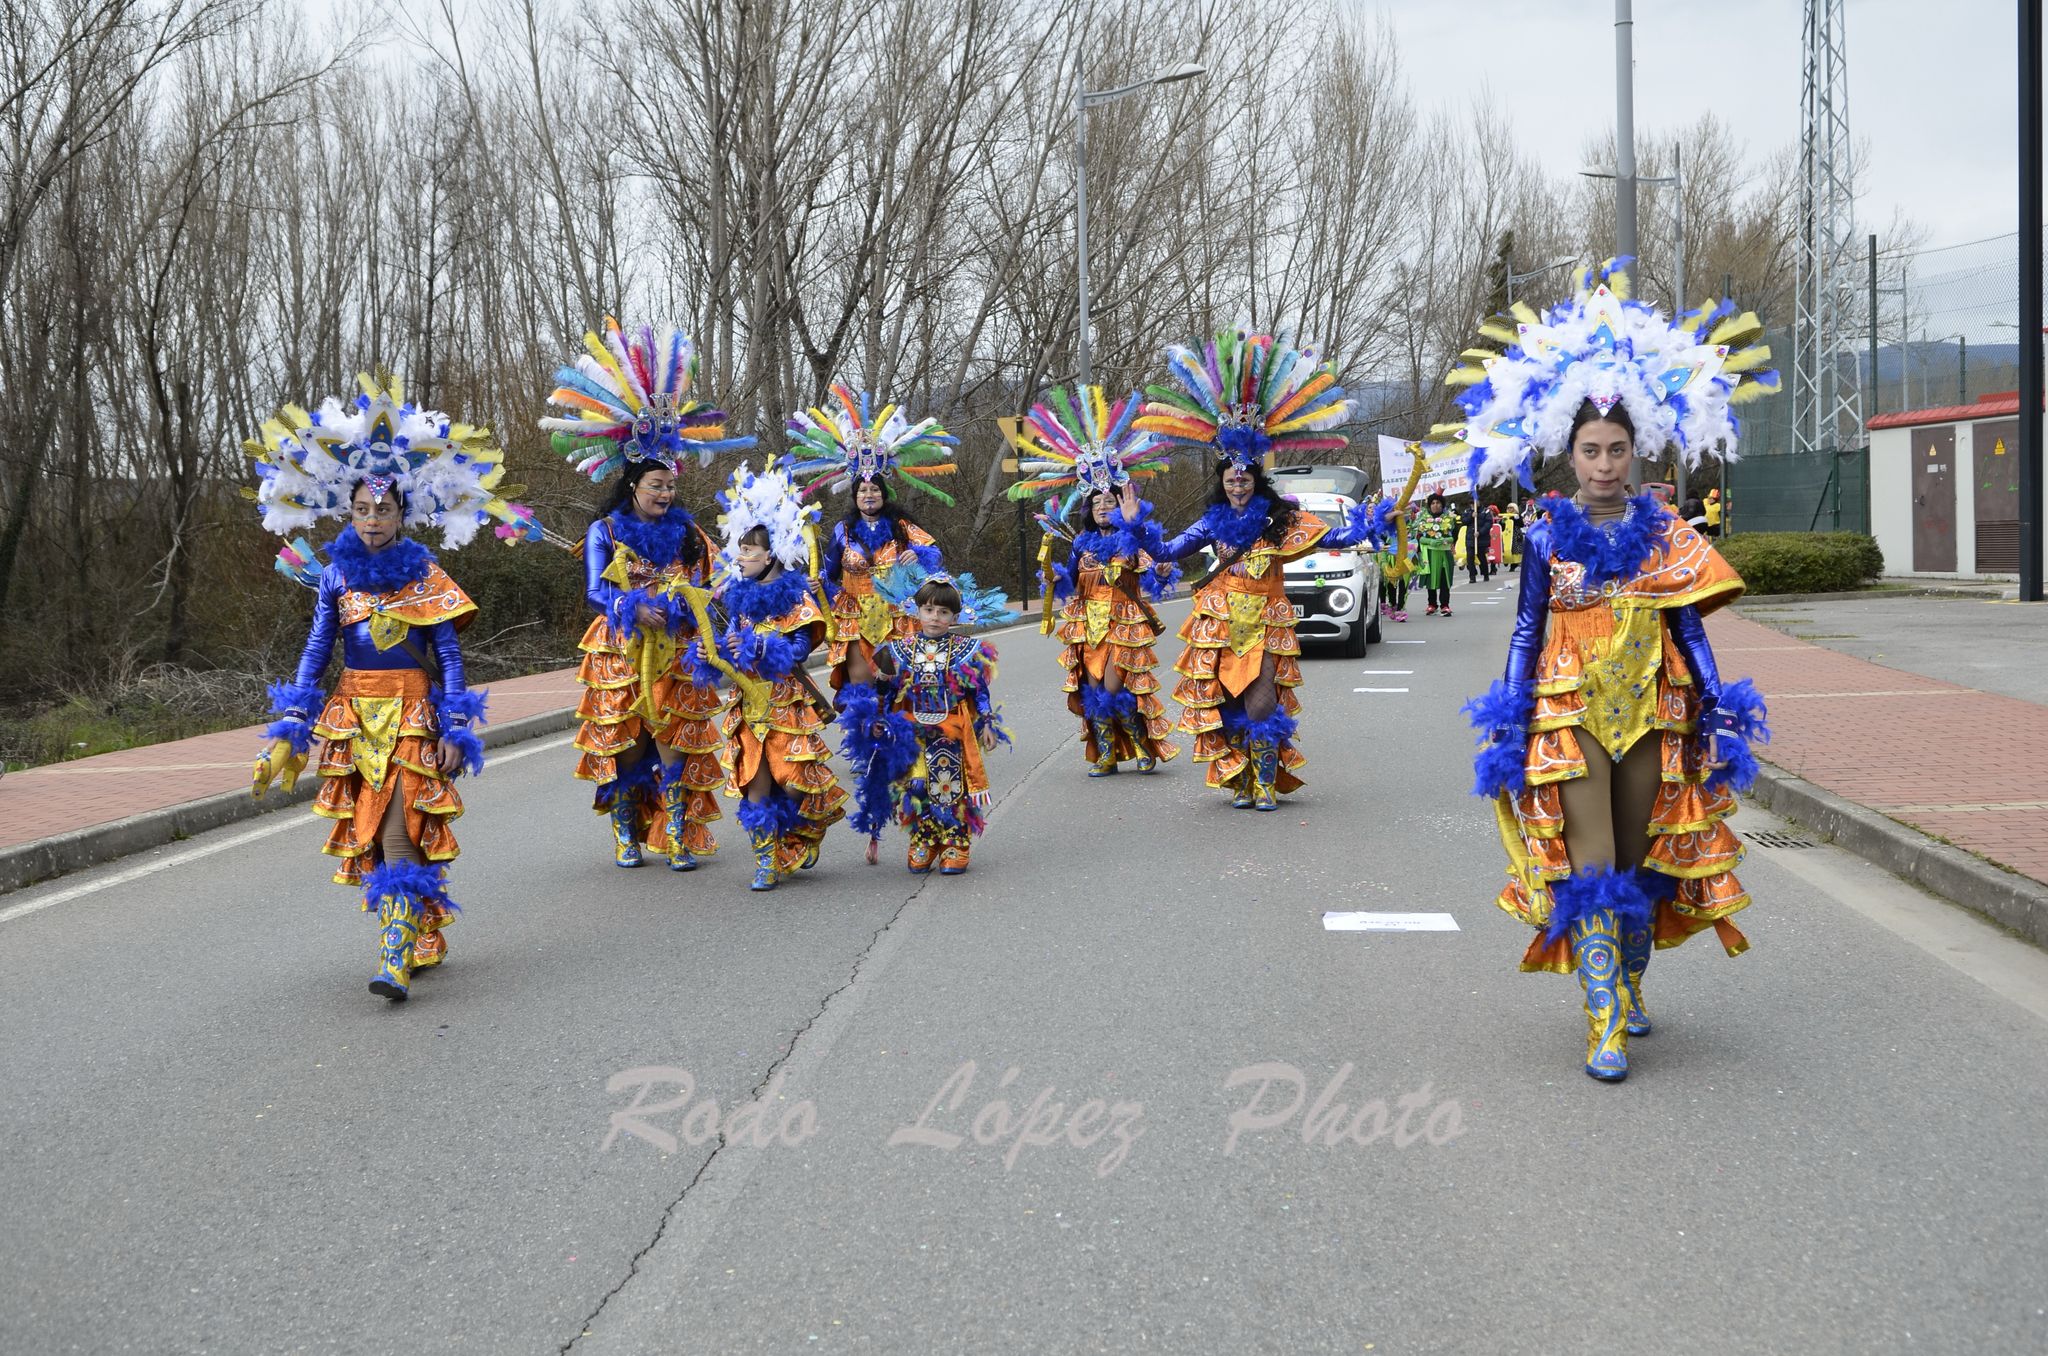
[1378,0,2024,250]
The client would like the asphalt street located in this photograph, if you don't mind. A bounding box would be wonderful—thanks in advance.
[5,578,2047,1355]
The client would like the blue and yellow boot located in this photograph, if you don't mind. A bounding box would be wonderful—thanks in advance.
[362,862,442,1003]
[1548,865,1652,1081]
[659,763,696,872]
[1081,687,1119,776]
[1248,739,1280,811]
[607,794,643,868]
[1624,868,1680,1036]
[736,797,790,891]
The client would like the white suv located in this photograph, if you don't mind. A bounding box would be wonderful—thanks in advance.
[1270,465,1382,659]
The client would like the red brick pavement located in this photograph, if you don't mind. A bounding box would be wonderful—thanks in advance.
[0,669,584,851]
[1706,610,2048,885]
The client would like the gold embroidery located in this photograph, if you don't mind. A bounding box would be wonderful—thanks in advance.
[1083,599,1113,648]
[1227,591,1269,655]
[351,696,404,791]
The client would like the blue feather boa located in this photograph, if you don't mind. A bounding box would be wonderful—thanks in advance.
[726,570,812,625]
[361,860,456,914]
[735,791,806,838]
[432,687,489,776]
[327,528,432,594]
[264,679,326,755]
[1543,493,1671,590]
[838,682,920,838]
[608,586,682,640]
[1199,497,1285,554]
[1462,679,1535,797]
[606,507,697,568]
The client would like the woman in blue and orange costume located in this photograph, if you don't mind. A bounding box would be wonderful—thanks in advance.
[1134,330,1389,811]
[786,386,955,703]
[866,573,1010,874]
[1004,385,1181,777]
[540,320,754,872]
[679,461,848,891]
[248,374,521,1001]
[1448,259,1779,1082]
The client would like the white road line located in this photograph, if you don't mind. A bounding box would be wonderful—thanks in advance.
[0,734,576,926]
[1383,639,1426,644]
[1358,670,1413,675]
[1353,687,1410,693]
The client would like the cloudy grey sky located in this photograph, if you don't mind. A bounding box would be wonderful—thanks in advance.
[1379,0,2024,250]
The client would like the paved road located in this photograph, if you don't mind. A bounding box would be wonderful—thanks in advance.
[1737,593,2048,705]
[5,581,2047,1354]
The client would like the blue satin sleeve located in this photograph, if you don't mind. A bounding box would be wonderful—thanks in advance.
[1318,502,1380,552]
[1157,519,1214,562]
[427,618,468,699]
[1502,526,1549,687]
[584,518,619,613]
[820,524,846,587]
[290,570,344,690]
[1665,604,1723,710]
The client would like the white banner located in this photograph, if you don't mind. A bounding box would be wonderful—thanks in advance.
[1376,435,1472,500]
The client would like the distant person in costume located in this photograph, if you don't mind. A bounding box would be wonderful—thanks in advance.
[1501,501,1523,571]
[1413,493,1458,615]
[683,462,847,891]
[1006,385,1181,777]
[1703,487,1723,538]
[1450,260,1778,1082]
[1137,331,1388,811]
[543,321,753,872]
[249,374,520,1001]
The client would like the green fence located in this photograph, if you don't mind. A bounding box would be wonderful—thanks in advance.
[1726,446,1870,534]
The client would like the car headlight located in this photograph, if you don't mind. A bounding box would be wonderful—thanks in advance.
[1327,587,1355,616]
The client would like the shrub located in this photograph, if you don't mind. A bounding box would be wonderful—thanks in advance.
[1719,532,1885,595]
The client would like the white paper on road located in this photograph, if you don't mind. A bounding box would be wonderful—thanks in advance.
[1322,911,1461,932]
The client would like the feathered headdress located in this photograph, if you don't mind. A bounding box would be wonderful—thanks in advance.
[541,318,754,481]
[716,459,820,574]
[1434,258,1781,489]
[786,384,959,505]
[872,559,1018,629]
[1001,385,1171,523]
[1136,330,1354,470]
[244,373,517,550]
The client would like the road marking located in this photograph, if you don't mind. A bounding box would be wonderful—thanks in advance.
[1383,639,1426,644]
[1353,687,1410,693]
[1358,670,1413,675]
[1323,911,1460,932]
[0,734,576,926]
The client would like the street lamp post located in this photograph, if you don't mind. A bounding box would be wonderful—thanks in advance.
[1585,155,1685,491]
[1075,61,1206,383]
[1505,255,1578,308]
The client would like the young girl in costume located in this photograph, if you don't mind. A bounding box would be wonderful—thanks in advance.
[542,320,753,872]
[1136,331,1387,811]
[249,374,518,1001]
[870,576,1008,874]
[684,461,847,892]
[1451,260,1776,1082]
[1005,385,1180,776]
[787,386,954,698]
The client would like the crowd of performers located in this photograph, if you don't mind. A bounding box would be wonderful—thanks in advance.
[243,273,1778,1088]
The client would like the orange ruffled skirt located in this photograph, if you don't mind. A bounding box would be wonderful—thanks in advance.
[1170,581,1304,790]
[312,668,462,889]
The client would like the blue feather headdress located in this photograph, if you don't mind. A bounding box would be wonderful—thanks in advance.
[1434,258,1781,489]
[786,383,959,506]
[873,561,1018,628]
[1001,384,1171,524]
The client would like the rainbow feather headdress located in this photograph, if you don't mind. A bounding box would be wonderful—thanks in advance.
[786,384,959,505]
[541,318,754,481]
[1137,330,1354,470]
[1433,258,1781,489]
[716,459,820,574]
[1002,385,1171,522]
[243,373,516,550]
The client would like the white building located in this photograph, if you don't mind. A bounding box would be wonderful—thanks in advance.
[1867,391,2037,579]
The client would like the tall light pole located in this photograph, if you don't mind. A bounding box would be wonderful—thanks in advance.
[1613,0,1639,297]
[1076,60,1206,383]
[1587,153,1686,491]
[1505,255,1578,307]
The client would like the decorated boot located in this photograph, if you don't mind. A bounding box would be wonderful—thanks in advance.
[362,862,445,1003]
[907,824,940,874]
[1087,722,1119,778]
[411,906,450,971]
[1547,865,1650,1082]
[1249,738,1280,811]
[1624,867,1680,1036]
[659,762,696,872]
[607,793,643,868]
[747,827,779,891]
[938,830,972,876]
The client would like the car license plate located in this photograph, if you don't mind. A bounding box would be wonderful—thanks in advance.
[1291,603,1307,618]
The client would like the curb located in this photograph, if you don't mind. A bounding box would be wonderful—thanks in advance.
[0,708,580,899]
[0,605,1057,901]
[1746,762,2048,951]
[1738,585,2016,605]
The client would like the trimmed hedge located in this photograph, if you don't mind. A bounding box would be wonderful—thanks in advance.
[1718,531,1884,595]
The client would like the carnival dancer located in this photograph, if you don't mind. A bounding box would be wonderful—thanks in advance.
[543,320,753,872]
[1450,259,1777,1082]
[1414,493,1458,615]
[1004,385,1180,776]
[868,575,1008,874]
[1136,330,1388,811]
[1502,501,1523,571]
[787,386,954,699]
[249,374,519,1001]
[680,461,847,891]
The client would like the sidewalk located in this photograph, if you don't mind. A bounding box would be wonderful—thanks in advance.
[1706,607,2048,909]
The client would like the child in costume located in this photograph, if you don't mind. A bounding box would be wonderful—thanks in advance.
[249,374,518,1001]
[1450,259,1777,1083]
[1136,331,1388,811]
[787,386,953,699]
[683,461,847,891]
[1413,493,1458,615]
[542,320,752,871]
[1005,385,1180,777]
[870,576,1008,874]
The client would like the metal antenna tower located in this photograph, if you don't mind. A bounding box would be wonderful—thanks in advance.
[1793,0,1863,454]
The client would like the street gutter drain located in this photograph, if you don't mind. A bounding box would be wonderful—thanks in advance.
[1743,830,1817,850]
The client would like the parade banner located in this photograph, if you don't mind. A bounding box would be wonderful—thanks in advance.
[1376,435,1472,500]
